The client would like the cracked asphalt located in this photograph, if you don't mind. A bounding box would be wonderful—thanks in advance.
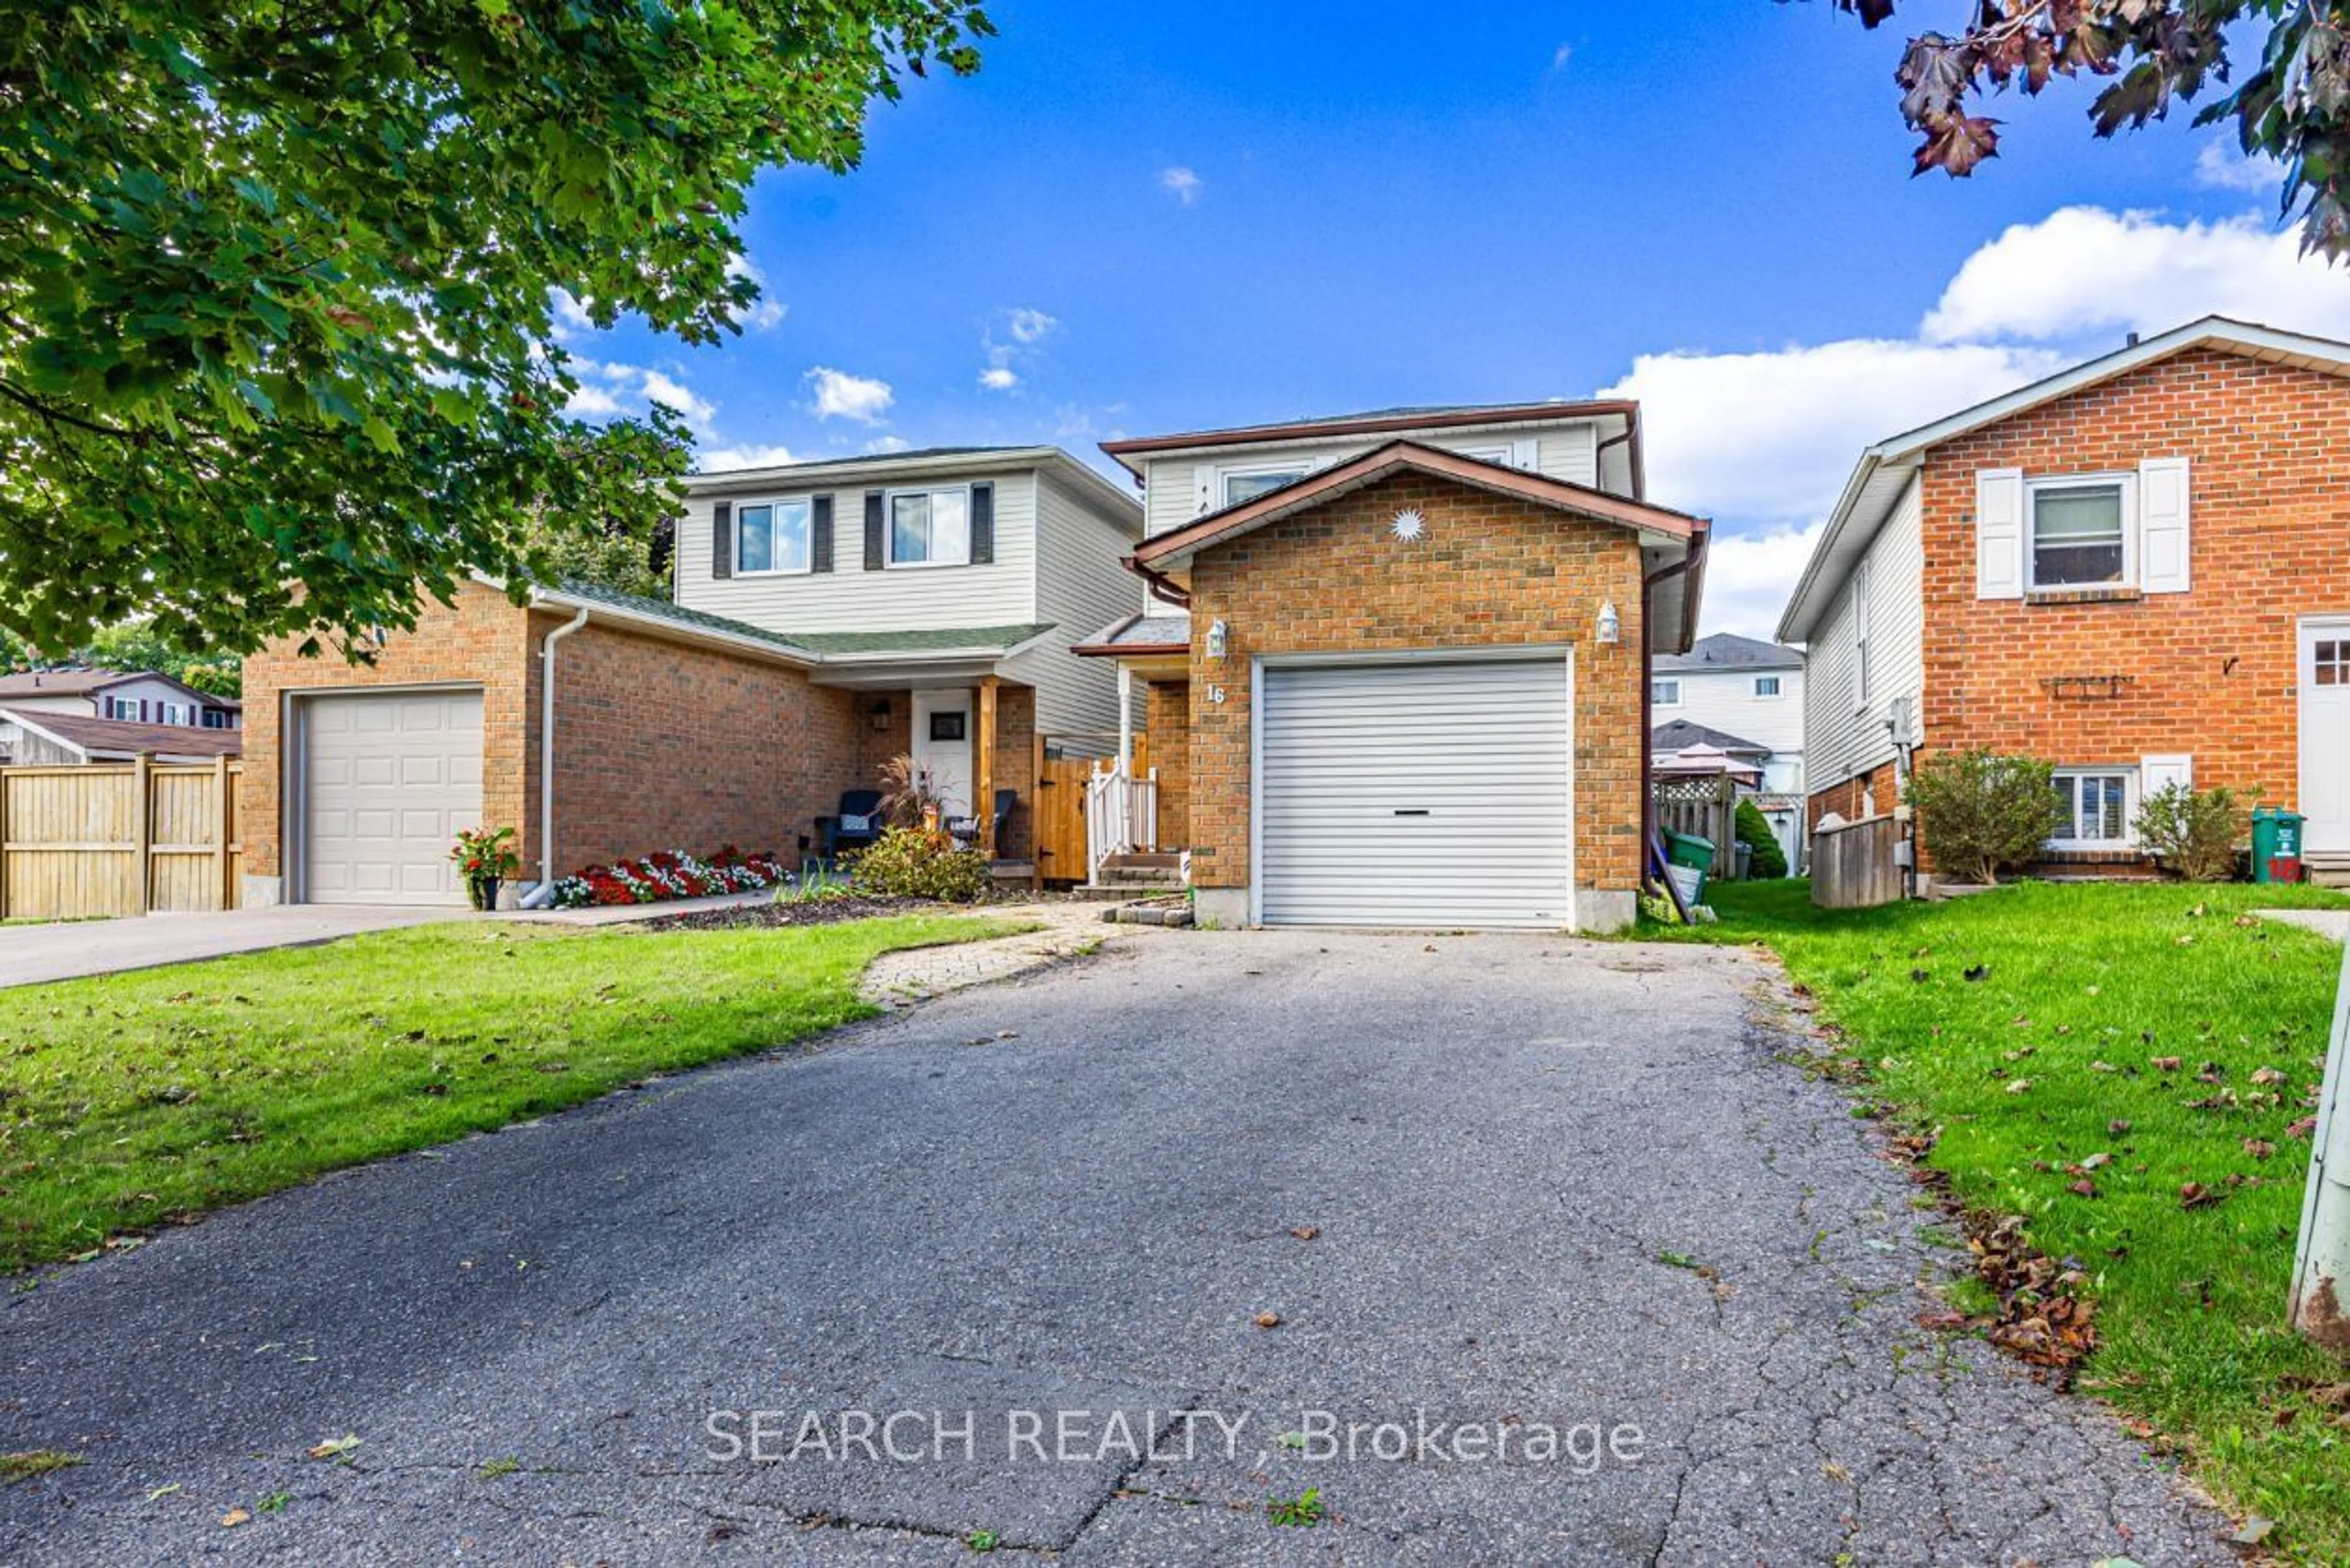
[0,931,2232,1564]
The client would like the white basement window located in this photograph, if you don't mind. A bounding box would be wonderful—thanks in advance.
[889,487,971,567]
[2028,477,2131,589]
[736,498,812,575]
[2051,769,2134,849]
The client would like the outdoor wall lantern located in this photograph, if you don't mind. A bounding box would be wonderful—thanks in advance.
[1595,601,1622,646]
[1206,618,1229,660]
[868,697,893,731]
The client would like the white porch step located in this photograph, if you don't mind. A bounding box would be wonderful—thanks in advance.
[2306,851,2350,889]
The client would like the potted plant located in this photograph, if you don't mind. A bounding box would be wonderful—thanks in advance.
[450,826,522,911]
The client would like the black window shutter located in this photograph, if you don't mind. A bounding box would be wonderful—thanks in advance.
[969,482,994,565]
[712,501,733,580]
[863,490,886,570]
[811,495,835,573]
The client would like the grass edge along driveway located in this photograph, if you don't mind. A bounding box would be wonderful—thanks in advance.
[0,914,1023,1277]
[1655,879,2350,1563]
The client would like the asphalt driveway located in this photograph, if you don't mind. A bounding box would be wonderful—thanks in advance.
[0,931,2229,1564]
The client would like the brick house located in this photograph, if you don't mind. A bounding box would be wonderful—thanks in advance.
[1777,316,2350,883]
[1077,404,1708,933]
[242,446,1141,907]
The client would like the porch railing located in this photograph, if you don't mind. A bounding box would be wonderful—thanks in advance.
[1086,759,1160,883]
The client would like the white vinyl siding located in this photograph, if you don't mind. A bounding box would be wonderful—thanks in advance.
[1804,473,1925,802]
[1004,472,1143,736]
[676,472,1040,633]
[1660,668,1807,756]
[1140,420,1610,539]
[1256,655,1573,929]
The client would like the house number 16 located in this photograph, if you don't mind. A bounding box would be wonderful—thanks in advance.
[1207,684,1227,704]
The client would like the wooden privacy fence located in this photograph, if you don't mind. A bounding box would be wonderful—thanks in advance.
[1652,775,1738,878]
[1,758,243,919]
[1811,815,1903,909]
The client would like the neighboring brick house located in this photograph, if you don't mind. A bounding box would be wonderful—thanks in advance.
[1078,405,1707,933]
[1778,316,2350,883]
[242,446,1138,908]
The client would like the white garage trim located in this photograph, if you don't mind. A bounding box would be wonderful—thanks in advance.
[1249,646,1576,930]
[288,683,487,907]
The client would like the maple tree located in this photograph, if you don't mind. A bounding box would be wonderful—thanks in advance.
[1811,1,2350,255]
[0,2,991,659]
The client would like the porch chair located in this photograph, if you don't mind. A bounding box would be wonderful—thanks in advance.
[816,789,887,859]
[947,790,1018,856]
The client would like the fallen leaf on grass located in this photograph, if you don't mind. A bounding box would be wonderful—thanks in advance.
[2179,1183,2225,1211]
[1964,965,1990,983]
[2079,1152,2113,1171]
[2244,1139,2277,1161]
[2289,1116,2319,1140]
[2004,1079,2032,1095]
[2108,1119,2133,1137]
[2251,1066,2289,1088]
[2068,1180,2098,1198]
[2150,1056,2182,1073]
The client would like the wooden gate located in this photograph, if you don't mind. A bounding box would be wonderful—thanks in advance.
[1,757,244,919]
[1652,775,1739,878]
[1033,736,1147,884]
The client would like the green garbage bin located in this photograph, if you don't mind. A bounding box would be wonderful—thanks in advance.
[1664,829,1715,872]
[2251,807,2306,884]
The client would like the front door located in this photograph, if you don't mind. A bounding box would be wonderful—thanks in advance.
[2303,620,2350,853]
[912,689,975,818]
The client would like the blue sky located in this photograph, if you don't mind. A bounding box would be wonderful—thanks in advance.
[559,2,2338,637]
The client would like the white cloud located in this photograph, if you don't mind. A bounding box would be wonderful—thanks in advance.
[561,357,718,431]
[725,253,788,332]
[865,435,912,455]
[1921,205,2350,344]
[1605,337,2065,526]
[550,289,597,338]
[2195,138,2283,195]
[1698,524,1825,641]
[1160,166,1203,205]
[979,365,1020,391]
[1006,307,1058,345]
[805,366,894,424]
[693,442,798,473]
[1551,42,1573,71]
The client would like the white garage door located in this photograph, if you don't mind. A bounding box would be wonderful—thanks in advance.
[1258,655,1573,928]
[304,690,485,906]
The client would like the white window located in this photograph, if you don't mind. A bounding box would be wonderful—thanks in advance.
[156,701,192,726]
[2052,769,2135,848]
[1754,674,1783,698]
[1651,678,1683,707]
[888,486,971,567]
[1452,438,1539,471]
[201,708,234,730]
[1851,561,1873,713]
[736,497,812,575]
[103,695,143,721]
[2027,475,2132,589]
[1220,461,1309,507]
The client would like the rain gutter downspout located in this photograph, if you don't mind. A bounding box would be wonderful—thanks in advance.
[518,603,591,909]
[1640,529,1709,879]
[1125,554,1193,610]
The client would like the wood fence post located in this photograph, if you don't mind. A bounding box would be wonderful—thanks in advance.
[132,752,152,915]
[1030,728,1045,892]
[214,753,233,911]
[0,766,9,920]
[975,676,999,860]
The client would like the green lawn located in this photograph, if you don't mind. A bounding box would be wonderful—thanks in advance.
[1658,878,2350,1560]
[0,915,1018,1275]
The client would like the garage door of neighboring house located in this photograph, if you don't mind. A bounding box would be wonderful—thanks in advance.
[303,690,485,905]
[1256,655,1573,928]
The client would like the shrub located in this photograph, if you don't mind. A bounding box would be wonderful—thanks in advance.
[851,827,988,903]
[1734,799,1789,879]
[2134,783,2244,882]
[1906,749,2065,886]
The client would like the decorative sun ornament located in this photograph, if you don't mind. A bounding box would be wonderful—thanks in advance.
[1390,507,1428,543]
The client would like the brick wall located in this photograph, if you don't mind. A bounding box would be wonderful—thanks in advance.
[1917,347,2350,810]
[1184,472,1647,896]
[1146,679,1192,847]
[1806,762,1900,832]
[525,609,859,874]
[241,581,534,884]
